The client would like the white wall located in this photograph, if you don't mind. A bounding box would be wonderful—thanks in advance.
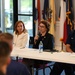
[55,21,61,51]
[55,21,66,51]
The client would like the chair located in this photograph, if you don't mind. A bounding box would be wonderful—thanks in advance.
[33,60,54,75]
[29,37,34,48]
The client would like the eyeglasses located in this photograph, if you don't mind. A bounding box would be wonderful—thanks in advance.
[39,26,45,28]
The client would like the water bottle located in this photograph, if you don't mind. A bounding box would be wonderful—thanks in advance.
[39,41,43,53]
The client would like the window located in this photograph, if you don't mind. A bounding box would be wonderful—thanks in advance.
[0,0,13,33]
[0,0,33,36]
[18,0,33,37]
[5,0,13,34]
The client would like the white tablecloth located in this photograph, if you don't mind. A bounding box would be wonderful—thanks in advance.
[11,47,75,64]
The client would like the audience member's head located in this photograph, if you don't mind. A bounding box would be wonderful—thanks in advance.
[0,33,13,75]
[14,21,27,34]
[0,33,13,51]
[0,41,11,74]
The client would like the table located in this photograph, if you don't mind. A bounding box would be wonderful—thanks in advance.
[11,47,75,64]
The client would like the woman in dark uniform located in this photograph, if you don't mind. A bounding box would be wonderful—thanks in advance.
[33,20,54,50]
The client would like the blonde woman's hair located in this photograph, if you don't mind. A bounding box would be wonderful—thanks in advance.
[14,21,27,34]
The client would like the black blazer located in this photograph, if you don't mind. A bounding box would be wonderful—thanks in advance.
[33,33,54,51]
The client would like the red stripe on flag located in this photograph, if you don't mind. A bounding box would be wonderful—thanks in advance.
[63,19,67,44]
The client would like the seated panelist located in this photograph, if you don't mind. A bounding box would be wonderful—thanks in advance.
[50,21,75,75]
[33,20,54,51]
[13,21,29,48]
[33,20,54,69]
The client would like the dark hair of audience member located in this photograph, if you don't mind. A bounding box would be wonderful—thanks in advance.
[0,41,10,68]
[0,33,13,51]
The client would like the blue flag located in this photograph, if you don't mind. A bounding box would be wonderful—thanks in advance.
[43,0,49,20]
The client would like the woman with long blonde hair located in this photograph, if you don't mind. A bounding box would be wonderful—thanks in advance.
[13,21,29,48]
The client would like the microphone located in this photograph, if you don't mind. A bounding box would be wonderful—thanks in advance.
[38,32,41,37]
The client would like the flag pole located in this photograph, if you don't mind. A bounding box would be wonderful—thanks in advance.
[61,41,63,51]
